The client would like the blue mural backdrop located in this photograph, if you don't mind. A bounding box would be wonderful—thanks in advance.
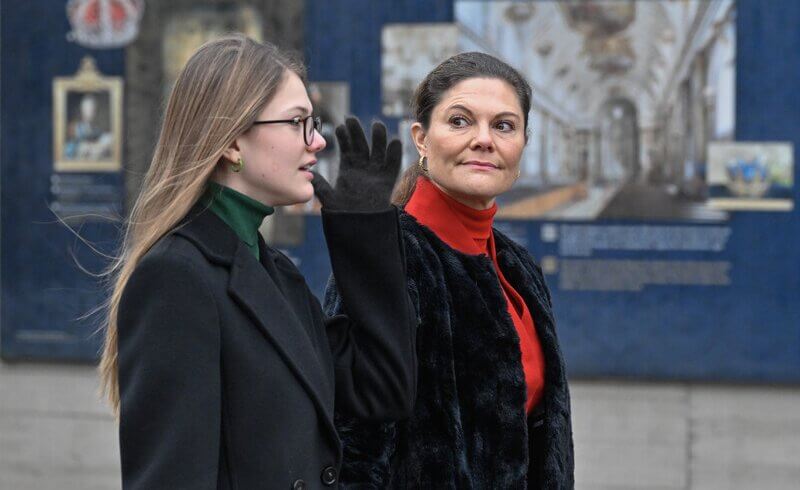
[2,0,798,383]
[300,0,800,382]
[1,0,125,361]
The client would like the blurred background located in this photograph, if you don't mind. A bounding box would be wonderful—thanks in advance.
[2,0,799,488]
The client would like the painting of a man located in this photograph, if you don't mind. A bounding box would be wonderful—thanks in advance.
[63,92,113,161]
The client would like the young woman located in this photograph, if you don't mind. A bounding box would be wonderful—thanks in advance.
[327,52,574,488]
[99,34,416,489]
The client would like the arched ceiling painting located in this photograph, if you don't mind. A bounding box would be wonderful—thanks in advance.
[455,0,733,128]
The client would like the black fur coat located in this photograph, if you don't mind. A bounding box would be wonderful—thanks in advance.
[324,211,574,489]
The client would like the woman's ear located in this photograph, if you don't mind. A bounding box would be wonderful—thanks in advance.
[410,122,427,158]
[221,140,242,166]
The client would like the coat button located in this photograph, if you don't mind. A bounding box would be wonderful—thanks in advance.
[321,465,337,486]
[291,479,307,490]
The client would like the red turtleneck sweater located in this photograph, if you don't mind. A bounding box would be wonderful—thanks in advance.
[405,176,545,413]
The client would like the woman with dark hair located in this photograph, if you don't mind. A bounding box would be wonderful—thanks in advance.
[326,52,574,488]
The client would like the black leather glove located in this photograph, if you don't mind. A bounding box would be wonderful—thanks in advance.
[311,117,402,211]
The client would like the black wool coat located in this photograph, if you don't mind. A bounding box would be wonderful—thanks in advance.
[325,211,574,489]
[116,205,417,490]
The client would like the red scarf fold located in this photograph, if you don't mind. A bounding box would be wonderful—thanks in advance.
[406,177,545,413]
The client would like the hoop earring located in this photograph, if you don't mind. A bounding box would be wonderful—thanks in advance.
[418,155,428,173]
[230,157,244,173]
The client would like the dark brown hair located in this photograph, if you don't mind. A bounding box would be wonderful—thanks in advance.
[392,52,532,206]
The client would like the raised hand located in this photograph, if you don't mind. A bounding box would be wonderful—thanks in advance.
[312,117,402,211]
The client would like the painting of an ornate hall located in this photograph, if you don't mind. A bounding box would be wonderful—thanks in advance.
[388,0,737,221]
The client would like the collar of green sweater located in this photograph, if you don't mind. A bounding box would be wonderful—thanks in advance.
[201,181,274,259]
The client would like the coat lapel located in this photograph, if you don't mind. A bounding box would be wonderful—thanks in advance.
[227,244,337,438]
[495,244,556,328]
[175,206,338,444]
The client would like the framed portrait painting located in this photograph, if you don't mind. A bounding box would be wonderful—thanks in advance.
[53,56,123,172]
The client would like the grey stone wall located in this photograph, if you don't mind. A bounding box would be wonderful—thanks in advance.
[3,360,799,490]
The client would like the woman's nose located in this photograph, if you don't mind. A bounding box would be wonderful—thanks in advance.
[470,124,495,151]
[309,129,327,152]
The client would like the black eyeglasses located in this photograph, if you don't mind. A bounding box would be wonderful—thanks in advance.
[252,115,322,146]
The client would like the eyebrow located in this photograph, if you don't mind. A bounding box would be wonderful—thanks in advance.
[446,104,521,119]
[283,106,310,116]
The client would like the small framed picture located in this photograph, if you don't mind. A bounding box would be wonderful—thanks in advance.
[707,142,794,211]
[53,56,123,172]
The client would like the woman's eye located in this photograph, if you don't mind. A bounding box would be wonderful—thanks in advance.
[449,116,469,128]
[290,117,303,126]
[496,120,515,132]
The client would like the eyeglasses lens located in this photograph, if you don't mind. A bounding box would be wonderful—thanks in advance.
[305,116,314,146]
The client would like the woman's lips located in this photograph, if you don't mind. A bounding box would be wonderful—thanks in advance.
[462,160,499,170]
[299,160,317,171]
[300,161,316,179]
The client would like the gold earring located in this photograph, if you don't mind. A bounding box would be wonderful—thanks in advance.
[230,157,244,173]
[418,155,428,173]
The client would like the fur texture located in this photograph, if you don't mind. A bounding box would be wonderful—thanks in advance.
[324,212,574,489]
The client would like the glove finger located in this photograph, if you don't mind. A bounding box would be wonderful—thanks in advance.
[345,117,370,161]
[310,171,335,207]
[370,121,387,168]
[384,139,403,181]
[334,124,351,155]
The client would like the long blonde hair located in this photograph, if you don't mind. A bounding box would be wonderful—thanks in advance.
[99,34,305,416]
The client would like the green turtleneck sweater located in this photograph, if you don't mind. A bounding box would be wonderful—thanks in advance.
[202,181,274,259]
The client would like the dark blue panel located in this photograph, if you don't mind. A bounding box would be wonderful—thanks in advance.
[517,216,800,383]
[1,0,125,361]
